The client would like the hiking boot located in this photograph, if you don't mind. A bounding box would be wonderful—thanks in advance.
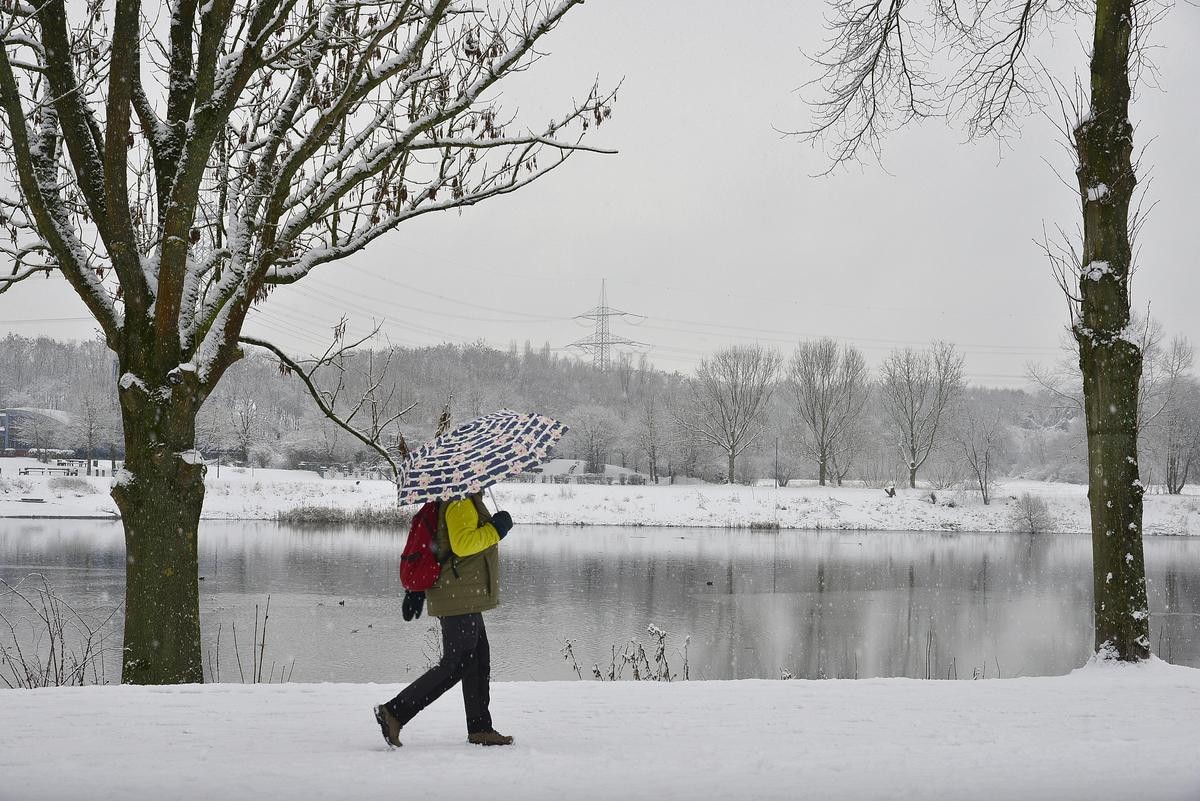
[468,729,514,746]
[373,705,403,748]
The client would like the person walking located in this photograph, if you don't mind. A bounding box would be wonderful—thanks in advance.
[374,492,514,747]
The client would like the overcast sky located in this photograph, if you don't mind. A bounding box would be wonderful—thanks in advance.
[3,1,1198,387]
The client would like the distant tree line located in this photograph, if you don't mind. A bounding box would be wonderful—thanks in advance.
[2,330,1197,495]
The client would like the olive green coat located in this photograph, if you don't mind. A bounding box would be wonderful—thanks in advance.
[425,497,500,617]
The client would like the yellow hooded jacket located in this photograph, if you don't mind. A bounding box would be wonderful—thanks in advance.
[425,496,501,617]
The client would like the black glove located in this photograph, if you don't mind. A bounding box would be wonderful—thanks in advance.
[402,590,425,621]
[492,510,513,539]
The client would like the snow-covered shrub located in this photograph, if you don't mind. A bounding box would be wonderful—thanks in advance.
[925,451,969,490]
[735,452,769,485]
[1007,493,1056,534]
[276,505,410,527]
[575,624,690,682]
[47,476,95,495]
[248,445,275,468]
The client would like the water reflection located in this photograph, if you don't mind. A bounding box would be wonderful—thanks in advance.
[1,520,1197,682]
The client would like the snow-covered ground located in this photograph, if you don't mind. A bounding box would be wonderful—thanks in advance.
[1,659,1197,801]
[3,456,1199,534]
[490,479,1200,535]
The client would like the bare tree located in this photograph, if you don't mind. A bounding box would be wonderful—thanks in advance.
[663,387,704,483]
[1138,328,1193,436]
[68,391,116,475]
[0,0,612,683]
[566,404,622,474]
[803,0,1169,661]
[956,406,1006,505]
[787,338,868,486]
[318,426,343,467]
[827,421,866,487]
[1031,317,1191,434]
[675,345,781,484]
[229,397,263,464]
[635,393,664,484]
[1153,379,1200,495]
[614,351,635,400]
[1029,319,1192,490]
[879,342,965,489]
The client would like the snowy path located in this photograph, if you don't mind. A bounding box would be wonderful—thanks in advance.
[2,661,1199,801]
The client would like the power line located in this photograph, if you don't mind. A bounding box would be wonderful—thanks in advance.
[0,315,96,324]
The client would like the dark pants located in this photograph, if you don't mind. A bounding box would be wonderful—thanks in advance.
[385,612,492,733]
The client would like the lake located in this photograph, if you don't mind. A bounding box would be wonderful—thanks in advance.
[1,520,1198,683]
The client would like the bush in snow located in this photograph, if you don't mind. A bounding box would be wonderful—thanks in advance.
[248,445,276,469]
[276,505,411,527]
[566,624,690,682]
[1007,493,1056,534]
[47,476,95,495]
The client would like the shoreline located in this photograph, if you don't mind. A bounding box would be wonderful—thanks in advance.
[3,460,1198,535]
[6,513,1199,537]
[3,508,1195,537]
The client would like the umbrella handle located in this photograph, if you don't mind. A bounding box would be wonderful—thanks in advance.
[487,486,499,510]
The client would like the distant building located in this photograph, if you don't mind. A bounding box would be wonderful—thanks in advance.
[0,407,72,454]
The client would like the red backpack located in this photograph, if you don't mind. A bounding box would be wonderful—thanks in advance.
[399,502,444,591]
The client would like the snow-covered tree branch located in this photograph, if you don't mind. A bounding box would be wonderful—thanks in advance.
[0,0,611,684]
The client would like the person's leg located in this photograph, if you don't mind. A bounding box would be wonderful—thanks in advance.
[385,614,480,727]
[460,615,492,733]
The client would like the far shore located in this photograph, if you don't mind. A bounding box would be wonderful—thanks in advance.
[2,458,1197,535]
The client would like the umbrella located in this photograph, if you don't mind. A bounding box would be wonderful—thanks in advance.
[397,409,567,506]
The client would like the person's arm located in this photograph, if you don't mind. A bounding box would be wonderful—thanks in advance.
[445,498,501,557]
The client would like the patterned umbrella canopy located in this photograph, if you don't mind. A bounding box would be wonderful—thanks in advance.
[397,410,568,506]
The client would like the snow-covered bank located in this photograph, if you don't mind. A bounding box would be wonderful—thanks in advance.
[3,457,1200,533]
[2,661,1198,801]
[490,479,1200,535]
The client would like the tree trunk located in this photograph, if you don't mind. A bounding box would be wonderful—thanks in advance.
[111,374,207,684]
[818,455,827,486]
[727,452,735,484]
[1073,0,1150,661]
[908,464,917,489]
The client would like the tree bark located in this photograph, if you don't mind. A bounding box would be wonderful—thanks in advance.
[1073,0,1150,660]
[818,455,827,486]
[111,370,207,684]
[909,464,917,489]
[727,452,736,484]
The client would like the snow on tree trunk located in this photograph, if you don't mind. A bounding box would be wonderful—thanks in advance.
[1073,0,1150,661]
[112,374,206,684]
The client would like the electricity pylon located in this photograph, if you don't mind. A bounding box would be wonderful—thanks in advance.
[568,280,646,371]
